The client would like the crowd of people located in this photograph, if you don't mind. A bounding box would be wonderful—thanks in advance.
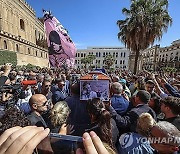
[0,63,180,154]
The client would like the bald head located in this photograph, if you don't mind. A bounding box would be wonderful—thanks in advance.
[111,82,123,94]
[29,94,47,107]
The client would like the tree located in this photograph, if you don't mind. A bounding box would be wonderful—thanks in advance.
[104,54,115,69]
[117,0,172,74]
[81,54,96,69]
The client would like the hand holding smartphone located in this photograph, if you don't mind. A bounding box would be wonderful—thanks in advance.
[37,133,83,154]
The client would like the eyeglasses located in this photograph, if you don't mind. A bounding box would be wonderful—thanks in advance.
[45,85,51,88]
[36,100,49,107]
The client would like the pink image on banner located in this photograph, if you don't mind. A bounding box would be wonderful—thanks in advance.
[43,10,76,68]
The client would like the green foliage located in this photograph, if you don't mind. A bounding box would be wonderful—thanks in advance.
[104,54,115,69]
[0,50,17,66]
[117,0,172,74]
[81,54,96,68]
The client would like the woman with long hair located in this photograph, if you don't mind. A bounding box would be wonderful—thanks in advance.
[86,98,118,150]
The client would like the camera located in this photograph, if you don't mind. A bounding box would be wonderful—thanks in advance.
[38,133,83,154]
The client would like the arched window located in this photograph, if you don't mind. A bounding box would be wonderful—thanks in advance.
[20,19,25,30]
[16,44,19,52]
[4,40,7,49]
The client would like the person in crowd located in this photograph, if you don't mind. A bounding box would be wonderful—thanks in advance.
[36,74,44,93]
[41,80,52,101]
[52,78,67,104]
[112,75,120,83]
[0,63,12,86]
[50,101,71,134]
[86,98,119,150]
[81,81,97,100]
[0,107,30,135]
[128,75,138,95]
[65,82,91,136]
[160,96,180,130]
[110,82,129,115]
[132,78,146,96]
[161,77,180,98]
[119,78,131,98]
[27,94,48,128]
[119,113,155,154]
[137,113,180,154]
[109,90,157,134]
[60,74,70,96]
[145,80,161,114]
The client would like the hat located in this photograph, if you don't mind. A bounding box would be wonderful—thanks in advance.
[119,78,126,85]
[136,90,151,103]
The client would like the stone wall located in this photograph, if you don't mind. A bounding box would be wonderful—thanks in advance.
[0,0,49,67]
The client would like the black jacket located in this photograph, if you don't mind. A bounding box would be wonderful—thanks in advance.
[109,104,157,134]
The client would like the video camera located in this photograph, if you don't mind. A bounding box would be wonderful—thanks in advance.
[0,80,37,100]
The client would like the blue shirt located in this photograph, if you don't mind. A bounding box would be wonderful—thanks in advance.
[111,95,129,115]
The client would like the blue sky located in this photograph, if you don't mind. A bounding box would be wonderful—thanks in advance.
[26,0,180,49]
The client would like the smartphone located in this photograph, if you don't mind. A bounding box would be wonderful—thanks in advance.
[37,133,84,154]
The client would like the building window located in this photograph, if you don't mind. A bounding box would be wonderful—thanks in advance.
[96,52,98,57]
[20,19,25,30]
[16,44,19,52]
[36,51,38,56]
[81,53,83,57]
[116,52,118,57]
[120,60,122,64]
[41,52,43,58]
[103,52,105,57]
[124,52,126,57]
[28,48,31,54]
[115,60,117,64]
[4,40,7,49]
[121,52,123,57]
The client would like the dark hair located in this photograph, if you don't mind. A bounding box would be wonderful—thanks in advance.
[0,107,30,135]
[49,30,61,44]
[136,90,151,103]
[161,96,180,115]
[71,82,80,95]
[87,98,113,148]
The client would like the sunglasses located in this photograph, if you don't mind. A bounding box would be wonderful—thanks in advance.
[37,100,49,107]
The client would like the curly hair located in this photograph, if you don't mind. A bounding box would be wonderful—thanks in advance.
[50,101,70,128]
[0,107,30,135]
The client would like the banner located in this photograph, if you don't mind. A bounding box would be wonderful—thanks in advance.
[43,10,76,68]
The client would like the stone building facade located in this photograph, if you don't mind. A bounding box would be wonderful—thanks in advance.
[75,47,130,69]
[0,0,49,67]
[140,40,180,72]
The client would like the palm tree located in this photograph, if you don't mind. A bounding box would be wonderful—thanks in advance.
[117,0,172,74]
[104,54,115,69]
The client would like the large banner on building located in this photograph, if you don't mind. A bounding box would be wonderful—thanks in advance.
[43,10,76,68]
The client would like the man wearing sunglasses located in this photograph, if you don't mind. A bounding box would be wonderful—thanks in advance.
[27,94,48,128]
